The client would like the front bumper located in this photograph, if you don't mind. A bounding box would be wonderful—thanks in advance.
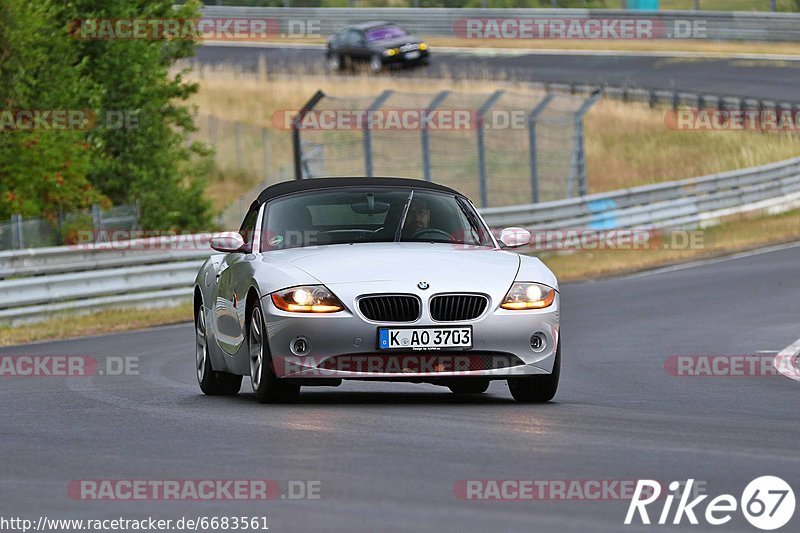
[264,293,559,380]
[382,49,429,65]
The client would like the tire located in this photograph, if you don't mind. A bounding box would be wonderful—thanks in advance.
[507,341,560,403]
[196,304,242,396]
[327,53,342,71]
[447,379,490,394]
[369,54,383,73]
[248,302,300,403]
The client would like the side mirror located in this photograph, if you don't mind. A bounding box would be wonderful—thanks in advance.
[210,232,245,253]
[499,227,531,248]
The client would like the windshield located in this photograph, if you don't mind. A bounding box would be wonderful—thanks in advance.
[365,25,408,42]
[261,187,493,250]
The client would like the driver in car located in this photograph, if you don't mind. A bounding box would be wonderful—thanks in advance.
[402,196,454,242]
[404,197,431,236]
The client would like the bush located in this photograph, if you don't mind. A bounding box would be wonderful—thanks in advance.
[0,0,213,231]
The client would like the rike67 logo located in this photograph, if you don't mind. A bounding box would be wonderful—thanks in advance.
[625,477,795,530]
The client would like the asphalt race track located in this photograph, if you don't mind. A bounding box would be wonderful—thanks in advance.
[194,44,800,104]
[2,242,798,532]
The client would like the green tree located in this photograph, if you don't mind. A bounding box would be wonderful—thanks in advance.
[0,0,212,231]
[66,0,212,230]
[0,1,105,221]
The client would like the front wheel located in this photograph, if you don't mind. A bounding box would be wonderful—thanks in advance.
[369,54,383,73]
[196,304,242,396]
[327,53,343,71]
[507,342,560,403]
[249,302,300,403]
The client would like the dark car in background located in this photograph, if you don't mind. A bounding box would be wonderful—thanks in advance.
[326,22,430,73]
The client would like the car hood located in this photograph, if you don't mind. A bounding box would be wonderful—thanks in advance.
[264,242,520,284]
[372,35,423,48]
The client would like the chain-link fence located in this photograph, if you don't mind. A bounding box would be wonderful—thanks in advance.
[292,88,600,208]
[190,113,296,228]
[0,204,139,251]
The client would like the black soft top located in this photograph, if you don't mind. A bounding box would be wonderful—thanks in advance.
[249,177,463,211]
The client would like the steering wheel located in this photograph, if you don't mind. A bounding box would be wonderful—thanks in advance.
[410,228,455,242]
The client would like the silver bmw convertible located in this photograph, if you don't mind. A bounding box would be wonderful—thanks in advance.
[194,177,560,403]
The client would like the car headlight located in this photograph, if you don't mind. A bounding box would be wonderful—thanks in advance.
[383,48,398,57]
[271,285,344,313]
[500,282,556,310]
[419,43,428,51]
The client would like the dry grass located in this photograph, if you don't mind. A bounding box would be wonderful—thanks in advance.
[584,99,800,191]
[407,38,800,56]
[0,303,193,347]
[541,208,800,282]
[188,69,800,204]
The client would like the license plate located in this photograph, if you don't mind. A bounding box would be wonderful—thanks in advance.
[405,51,420,60]
[378,327,472,350]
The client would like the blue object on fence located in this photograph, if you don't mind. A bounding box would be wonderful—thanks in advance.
[627,0,659,9]
[587,199,618,230]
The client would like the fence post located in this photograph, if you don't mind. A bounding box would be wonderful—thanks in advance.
[476,90,505,208]
[292,90,326,180]
[528,94,554,204]
[567,90,602,198]
[421,91,450,182]
[11,214,24,250]
[262,127,270,183]
[362,90,393,178]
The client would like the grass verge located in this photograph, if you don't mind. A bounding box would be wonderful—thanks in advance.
[3,209,800,346]
[541,208,800,282]
[0,303,193,347]
[190,69,800,206]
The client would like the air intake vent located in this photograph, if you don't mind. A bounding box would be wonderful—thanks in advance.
[359,295,420,322]
[430,294,488,322]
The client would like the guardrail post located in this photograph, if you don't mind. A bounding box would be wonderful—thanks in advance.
[528,94,554,204]
[476,90,505,208]
[567,90,602,198]
[11,214,24,250]
[363,90,393,178]
[91,204,103,233]
[292,90,326,180]
[421,91,450,182]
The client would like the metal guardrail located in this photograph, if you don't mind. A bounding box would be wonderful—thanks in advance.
[1,156,800,325]
[199,6,800,42]
[480,156,800,228]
